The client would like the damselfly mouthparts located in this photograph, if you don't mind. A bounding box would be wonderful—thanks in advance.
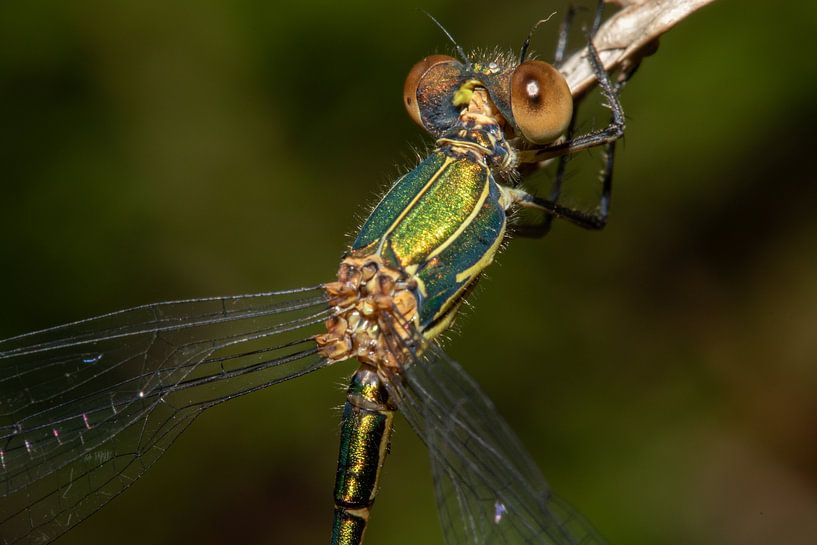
[1,5,632,545]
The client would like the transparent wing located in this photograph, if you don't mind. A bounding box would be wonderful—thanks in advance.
[0,285,333,544]
[386,340,607,545]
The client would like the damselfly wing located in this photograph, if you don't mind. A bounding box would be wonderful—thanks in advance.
[1,288,607,545]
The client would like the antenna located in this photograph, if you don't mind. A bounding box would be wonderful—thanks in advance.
[519,11,557,63]
[420,10,469,65]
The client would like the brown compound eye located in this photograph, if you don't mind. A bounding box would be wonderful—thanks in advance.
[403,54,457,128]
[510,60,573,143]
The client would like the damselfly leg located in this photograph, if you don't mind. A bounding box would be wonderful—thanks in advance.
[512,1,626,234]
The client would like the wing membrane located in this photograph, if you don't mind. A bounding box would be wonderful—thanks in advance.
[387,340,607,545]
[0,288,608,545]
[0,286,333,544]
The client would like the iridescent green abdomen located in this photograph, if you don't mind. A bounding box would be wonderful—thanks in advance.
[351,150,506,332]
[331,367,395,545]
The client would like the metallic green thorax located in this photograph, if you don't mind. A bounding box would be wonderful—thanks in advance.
[351,103,511,334]
[331,367,395,545]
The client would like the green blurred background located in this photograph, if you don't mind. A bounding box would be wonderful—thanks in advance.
[2,1,816,544]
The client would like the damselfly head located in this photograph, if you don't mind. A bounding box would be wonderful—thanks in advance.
[403,52,572,145]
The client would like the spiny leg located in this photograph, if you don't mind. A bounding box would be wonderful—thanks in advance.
[554,0,606,66]
[513,106,581,237]
[513,3,587,237]
[527,2,581,236]
[512,1,620,234]
[553,4,577,66]
[511,72,627,234]
[550,0,607,191]
[590,0,606,36]
[518,50,646,234]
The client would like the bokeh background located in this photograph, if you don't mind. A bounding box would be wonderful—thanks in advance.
[2,1,816,544]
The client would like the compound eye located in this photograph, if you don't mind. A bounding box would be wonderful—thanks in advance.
[510,60,573,143]
[403,54,457,128]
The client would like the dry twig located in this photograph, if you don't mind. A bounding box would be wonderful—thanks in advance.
[562,0,718,95]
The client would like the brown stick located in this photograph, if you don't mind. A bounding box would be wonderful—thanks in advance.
[561,0,718,96]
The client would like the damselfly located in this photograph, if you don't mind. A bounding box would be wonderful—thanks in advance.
[0,5,632,545]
